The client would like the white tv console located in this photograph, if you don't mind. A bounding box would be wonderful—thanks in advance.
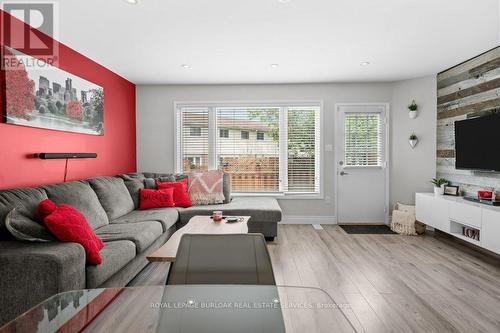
[415,193,500,255]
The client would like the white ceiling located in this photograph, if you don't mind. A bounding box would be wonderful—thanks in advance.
[53,0,500,84]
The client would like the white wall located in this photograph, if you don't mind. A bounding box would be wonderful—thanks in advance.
[136,79,436,221]
[390,76,437,208]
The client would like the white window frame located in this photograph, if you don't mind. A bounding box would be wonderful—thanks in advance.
[174,100,324,199]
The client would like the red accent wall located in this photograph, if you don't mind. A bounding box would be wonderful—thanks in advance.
[0,10,136,189]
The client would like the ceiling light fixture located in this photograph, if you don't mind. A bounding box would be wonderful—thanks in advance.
[181,64,192,69]
[124,0,140,4]
[360,61,371,66]
[270,63,279,68]
[277,0,292,3]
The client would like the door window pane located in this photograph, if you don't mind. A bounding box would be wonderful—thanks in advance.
[344,113,382,166]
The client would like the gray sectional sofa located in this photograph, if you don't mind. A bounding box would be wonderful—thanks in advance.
[0,172,281,326]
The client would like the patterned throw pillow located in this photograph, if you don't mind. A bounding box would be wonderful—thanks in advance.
[188,170,225,205]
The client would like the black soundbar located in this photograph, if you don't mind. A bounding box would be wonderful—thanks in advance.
[36,153,97,159]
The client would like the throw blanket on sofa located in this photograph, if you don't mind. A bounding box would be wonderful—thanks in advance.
[188,171,225,205]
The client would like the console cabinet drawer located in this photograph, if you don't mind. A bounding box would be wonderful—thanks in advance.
[481,209,500,255]
[449,202,481,228]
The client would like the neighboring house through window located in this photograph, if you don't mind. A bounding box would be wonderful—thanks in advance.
[256,132,264,140]
[241,131,249,139]
[190,127,201,136]
[220,129,229,138]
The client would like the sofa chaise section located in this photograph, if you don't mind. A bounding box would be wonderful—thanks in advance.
[177,196,282,239]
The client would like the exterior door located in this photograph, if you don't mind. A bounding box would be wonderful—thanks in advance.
[335,104,388,224]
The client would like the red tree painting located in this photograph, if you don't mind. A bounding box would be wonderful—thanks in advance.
[66,100,83,121]
[1,47,36,120]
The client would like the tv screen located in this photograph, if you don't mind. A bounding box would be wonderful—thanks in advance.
[454,114,500,171]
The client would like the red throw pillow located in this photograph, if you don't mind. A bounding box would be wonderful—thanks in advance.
[139,188,175,210]
[44,204,104,265]
[35,199,58,222]
[156,180,192,208]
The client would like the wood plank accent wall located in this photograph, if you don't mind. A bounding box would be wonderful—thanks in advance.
[436,46,500,196]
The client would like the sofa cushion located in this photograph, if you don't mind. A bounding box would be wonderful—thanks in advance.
[111,208,179,232]
[43,181,109,229]
[88,177,135,220]
[86,240,136,288]
[223,173,231,204]
[0,187,47,240]
[5,209,56,242]
[95,221,163,253]
[116,173,145,209]
[177,197,282,225]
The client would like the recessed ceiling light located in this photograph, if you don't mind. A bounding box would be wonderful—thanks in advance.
[181,64,192,69]
[270,63,279,68]
[124,0,140,4]
[360,61,371,66]
[277,0,292,3]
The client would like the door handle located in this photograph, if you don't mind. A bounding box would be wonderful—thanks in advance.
[339,171,349,176]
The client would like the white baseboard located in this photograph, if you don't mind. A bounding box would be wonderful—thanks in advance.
[280,215,337,224]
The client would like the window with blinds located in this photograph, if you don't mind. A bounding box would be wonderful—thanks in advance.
[217,107,280,193]
[178,108,209,172]
[344,113,382,167]
[176,104,321,195]
[286,108,319,193]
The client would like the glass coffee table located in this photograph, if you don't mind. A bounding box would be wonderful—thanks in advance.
[0,285,357,332]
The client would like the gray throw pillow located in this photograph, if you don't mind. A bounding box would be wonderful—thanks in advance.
[223,173,231,204]
[5,209,56,242]
[144,178,157,189]
[117,174,145,209]
[43,181,109,229]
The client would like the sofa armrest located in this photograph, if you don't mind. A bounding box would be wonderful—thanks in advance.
[0,241,86,326]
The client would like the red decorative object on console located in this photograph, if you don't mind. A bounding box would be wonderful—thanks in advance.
[43,204,104,265]
[478,190,493,200]
[139,188,175,210]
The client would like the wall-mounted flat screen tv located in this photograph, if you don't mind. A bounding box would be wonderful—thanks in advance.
[454,114,500,172]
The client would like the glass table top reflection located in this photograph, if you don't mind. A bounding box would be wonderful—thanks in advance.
[0,285,357,333]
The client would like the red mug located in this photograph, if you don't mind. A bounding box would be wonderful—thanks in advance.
[212,211,223,222]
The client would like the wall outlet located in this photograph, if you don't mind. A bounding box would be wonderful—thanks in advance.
[324,144,333,152]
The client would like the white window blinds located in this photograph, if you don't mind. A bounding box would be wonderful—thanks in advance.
[285,108,320,193]
[176,103,321,195]
[344,113,382,167]
[178,108,209,172]
[217,107,280,193]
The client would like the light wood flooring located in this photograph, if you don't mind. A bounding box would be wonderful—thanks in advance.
[131,224,500,333]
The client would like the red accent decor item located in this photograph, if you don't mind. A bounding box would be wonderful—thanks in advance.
[156,180,192,208]
[478,190,493,200]
[139,188,175,210]
[44,204,104,265]
[35,199,58,222]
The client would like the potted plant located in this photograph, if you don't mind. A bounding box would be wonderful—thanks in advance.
[431,178,448,196]
[408,100,418,119]
[409,133,418,148]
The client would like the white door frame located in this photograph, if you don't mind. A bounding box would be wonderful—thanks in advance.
[334,103,390,225]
